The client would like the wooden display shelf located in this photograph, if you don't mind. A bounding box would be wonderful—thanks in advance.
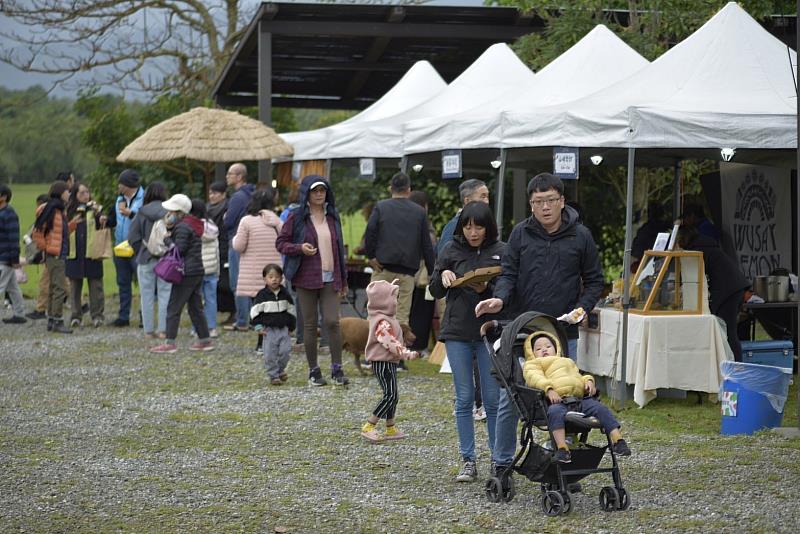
[629,250,705,316]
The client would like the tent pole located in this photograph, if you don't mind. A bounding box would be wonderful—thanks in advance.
[618,147,635,410]
[400,156,408,174]
[672,161,682,221]
[495,148,508,236]
[796,0,799,430]
[324,159,332,180]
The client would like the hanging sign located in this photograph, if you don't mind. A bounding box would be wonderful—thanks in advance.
[442,149,462,180]
[553,147,579,180]
[359,158,376,180]
[720,163,791,280]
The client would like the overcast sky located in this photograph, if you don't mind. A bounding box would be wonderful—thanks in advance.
[0,0,488,99]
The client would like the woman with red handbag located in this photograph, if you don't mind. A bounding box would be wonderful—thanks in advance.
[150,194,214,353]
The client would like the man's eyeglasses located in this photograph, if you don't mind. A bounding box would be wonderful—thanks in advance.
[530,196,562,208]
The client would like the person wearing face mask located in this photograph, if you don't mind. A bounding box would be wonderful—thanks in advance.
[428,201,505,483]
[150,194,214,353]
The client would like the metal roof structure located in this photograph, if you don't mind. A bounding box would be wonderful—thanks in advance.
[211,1,544,111]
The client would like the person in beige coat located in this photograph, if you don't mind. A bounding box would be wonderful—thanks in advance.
[231,189,283,334]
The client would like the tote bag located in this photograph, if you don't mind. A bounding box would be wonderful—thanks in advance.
[88,227,113,260]
[154,246,184,284]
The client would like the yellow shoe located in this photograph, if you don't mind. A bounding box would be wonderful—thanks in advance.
[384,426,406,441]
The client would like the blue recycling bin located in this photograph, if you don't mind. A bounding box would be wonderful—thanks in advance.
[720,361,792,436]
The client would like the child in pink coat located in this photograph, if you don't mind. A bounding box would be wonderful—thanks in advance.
[360,279,419,443]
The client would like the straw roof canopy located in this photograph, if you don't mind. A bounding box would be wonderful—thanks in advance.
[117,107,294,163]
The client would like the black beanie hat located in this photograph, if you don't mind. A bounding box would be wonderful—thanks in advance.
[209,181,227,193]
[118,169,141,188]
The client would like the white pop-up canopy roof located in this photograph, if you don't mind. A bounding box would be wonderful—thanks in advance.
[277,60,447,162]
[324,42,536,159]
[501,2,797,152]
[402,24,649,155]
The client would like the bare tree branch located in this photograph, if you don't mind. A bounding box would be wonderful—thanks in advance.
[0,0,258,96]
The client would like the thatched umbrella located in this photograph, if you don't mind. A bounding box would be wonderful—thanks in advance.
[117,107,293,163]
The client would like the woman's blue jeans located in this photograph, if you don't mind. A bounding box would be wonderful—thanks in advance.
[202,274,218,330]
[446,340,499,462]
[138,259,172,334]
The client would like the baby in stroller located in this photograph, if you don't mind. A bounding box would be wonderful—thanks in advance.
[483,311,631,515]
[522,331,631,464]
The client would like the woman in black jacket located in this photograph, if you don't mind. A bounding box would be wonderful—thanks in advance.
[429,201,505,483]
[150,194,213,353]
[65,181,105,328]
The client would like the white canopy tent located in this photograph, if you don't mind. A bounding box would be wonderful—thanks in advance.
[501,2,797,154]
[324,43,536,160]
[277,60,447,162]
[491,2,798,408]
[402,24,649,155]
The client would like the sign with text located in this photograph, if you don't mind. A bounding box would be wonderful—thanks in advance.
[359,158,376,180]
[441,149,462,180]
[553,147,579,180]
[720,163,791,280]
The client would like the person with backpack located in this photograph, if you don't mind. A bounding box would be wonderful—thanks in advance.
[128,181,171,339]
[150,194,214,353]
[193,199,220,338]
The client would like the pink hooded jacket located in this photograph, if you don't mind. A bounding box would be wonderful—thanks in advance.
[365,280,417,363]
[232,209,283,297]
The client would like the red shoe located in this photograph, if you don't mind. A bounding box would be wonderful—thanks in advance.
[189,340,215,351]
[150,343,177,354]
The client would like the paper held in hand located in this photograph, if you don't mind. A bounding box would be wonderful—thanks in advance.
[449,266,502,288]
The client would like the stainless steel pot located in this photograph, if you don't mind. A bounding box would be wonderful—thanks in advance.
[754,275,790,302]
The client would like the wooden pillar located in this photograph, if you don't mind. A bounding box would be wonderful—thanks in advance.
[258,20,273,189]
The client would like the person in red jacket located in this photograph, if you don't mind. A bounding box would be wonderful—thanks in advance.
[360,279,419,443]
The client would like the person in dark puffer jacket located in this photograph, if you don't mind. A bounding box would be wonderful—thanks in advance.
[0,184,28,323]
[150,194,214,353]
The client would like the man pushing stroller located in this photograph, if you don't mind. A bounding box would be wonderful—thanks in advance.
[522,330,631,463]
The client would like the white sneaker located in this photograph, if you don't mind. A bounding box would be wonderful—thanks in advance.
[473,406,487,421]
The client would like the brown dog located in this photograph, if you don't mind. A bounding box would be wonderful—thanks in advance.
[340,317,416,375]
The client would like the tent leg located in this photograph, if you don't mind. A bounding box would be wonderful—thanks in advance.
[672,161,682,222]
[495,148,507,236]
[400,156,408,174]
[617,147,636,410]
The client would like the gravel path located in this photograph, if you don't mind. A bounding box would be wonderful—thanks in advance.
[1,305,799,533]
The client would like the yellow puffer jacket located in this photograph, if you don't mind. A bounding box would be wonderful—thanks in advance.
[523,356,594,397]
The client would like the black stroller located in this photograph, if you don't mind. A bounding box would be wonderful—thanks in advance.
[483,311,630,516]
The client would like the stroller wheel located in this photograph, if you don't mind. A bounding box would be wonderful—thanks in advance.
[485,478,502,503]
[541,490,566,516]
[502,475,516,503]
[616,487,631,510]
[599,486,619,512]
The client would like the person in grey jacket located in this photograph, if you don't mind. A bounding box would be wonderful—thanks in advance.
[150,194,213,353]
[475,172,605,486]
[128,182,171,338]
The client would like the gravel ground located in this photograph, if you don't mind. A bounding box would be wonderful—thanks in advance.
[1,303,799,533]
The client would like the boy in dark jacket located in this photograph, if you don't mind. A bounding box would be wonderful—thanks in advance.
[250,264,296,385]
[150,194,214,353]
[0,184,28,323]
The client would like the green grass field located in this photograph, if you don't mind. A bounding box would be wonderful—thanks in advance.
[8,183,369,301]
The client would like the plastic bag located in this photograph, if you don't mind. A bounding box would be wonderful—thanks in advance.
[113,240,135,258]
[720,360,792,413]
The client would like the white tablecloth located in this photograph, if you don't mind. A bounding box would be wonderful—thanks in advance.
[577,308,733,407]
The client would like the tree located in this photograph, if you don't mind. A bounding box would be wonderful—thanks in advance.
[0,0,257,97]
